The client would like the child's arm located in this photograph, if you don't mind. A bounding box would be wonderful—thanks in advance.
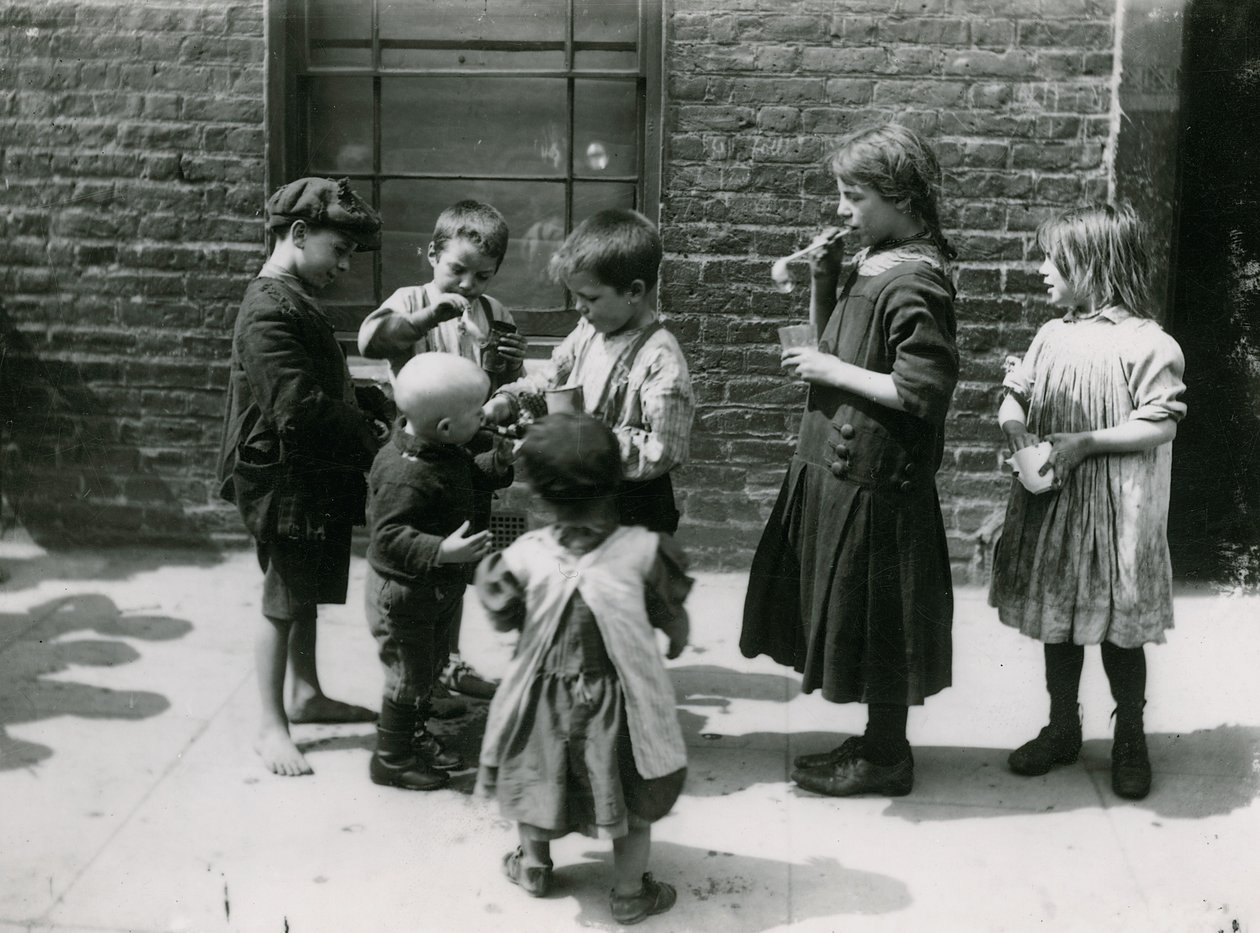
[785,272,957,419]
[998,393,1040,452]
[1042,420,1177,483]
[482,325,580,424]
[807,227,846,337]
[371,479,492,575]
[474,552,527,632]
[615,344,695,482]
[357,288,467,363]
[644,534,693,659]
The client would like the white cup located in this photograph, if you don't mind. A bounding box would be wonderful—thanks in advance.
[1006,442,1056,494]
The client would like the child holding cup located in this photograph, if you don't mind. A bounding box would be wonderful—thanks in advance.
[483,209,695,534]
[740,123,960,798]
[989,203,1187,800]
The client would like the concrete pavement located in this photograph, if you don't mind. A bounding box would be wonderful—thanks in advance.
[2,532,1258,933]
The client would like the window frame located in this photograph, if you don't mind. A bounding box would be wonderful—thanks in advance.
[263,0,664,337]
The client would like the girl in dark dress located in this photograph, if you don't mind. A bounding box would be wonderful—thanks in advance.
[740,123,960,797]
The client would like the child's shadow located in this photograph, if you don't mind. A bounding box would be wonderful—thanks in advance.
[552,840,909,931]
[0,594,191,770]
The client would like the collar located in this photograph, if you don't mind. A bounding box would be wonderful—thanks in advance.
[390,420,467,461]
[1063,305,1129,324]
[258,261,318,304]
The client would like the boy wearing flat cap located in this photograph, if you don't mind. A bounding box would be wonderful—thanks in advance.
[218,177,388,776]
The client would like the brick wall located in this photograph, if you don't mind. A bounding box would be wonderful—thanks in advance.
[661,0,1119,575]
[2,0,1124,573]
[0,1,264,544]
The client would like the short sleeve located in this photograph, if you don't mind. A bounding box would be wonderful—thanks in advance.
[473,552,527,631]
[884,271,960,422]
[1126,324,1187,423]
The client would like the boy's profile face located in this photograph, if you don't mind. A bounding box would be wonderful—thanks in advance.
[427,236,499,300]
[565,270,652,335]
[291,224,357,290]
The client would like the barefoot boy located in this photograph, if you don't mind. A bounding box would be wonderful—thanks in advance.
[218,177,385,776]
[364,353,514,790]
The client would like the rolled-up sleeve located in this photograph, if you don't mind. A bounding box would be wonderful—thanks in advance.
[1127,325,1187,423]
[884,273,959,423]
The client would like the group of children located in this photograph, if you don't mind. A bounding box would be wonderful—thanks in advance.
[216,121,1186,923]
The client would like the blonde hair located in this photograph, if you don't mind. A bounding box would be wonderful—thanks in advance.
[826,123,956,261]
[1036,203,1153,317]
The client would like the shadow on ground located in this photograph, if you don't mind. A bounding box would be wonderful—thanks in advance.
[0,543,225,594]
[0,593,191,770]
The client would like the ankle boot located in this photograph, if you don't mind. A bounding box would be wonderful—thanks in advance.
[1111,702,1151,800]
[370,699,449,791]
[1008,714,1082,776]
[413,700,464,770]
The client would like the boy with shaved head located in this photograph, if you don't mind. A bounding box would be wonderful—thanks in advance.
[364,352,514,790]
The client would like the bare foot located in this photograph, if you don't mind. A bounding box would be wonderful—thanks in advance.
[255,727,313,776]
[287,694,377,725]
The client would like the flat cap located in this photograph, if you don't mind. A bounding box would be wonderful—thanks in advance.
[265,177,382,251]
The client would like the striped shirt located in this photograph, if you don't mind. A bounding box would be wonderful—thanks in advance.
[499,317,694,482]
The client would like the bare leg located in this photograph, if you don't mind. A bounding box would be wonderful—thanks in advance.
[612,825,651,897]
[285,614,376,724]
[254,614,312,776]
[517,829,552,869]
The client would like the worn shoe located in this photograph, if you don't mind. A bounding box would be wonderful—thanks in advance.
[440,659,498,700]
[1007,722,1083,776]
[415,729,465,771]
[1111,731,1151,800]
[792,751,914,797]
[368,752,450,791]
[502,847,552,897]
[793,735,865,771]
[610,873,677,925]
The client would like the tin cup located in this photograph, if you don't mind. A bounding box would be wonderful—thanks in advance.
[1006,441,1056,494]
[777,323,817,351]
[544,385,585,414]
[481,320,518,373]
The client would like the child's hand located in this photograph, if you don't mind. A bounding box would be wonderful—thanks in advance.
[782,347,843,386]
[1043,432,1095,485]
[431,293,473,323]
[438,520,493,564]
[492,436,517,471]
[482,394,515,425]
[1002,421,1039,454]
[666,632,687,660]
[808,225,847,279]
[494,331,528,364]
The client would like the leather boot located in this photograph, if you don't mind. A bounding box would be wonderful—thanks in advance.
[1111,702,1151,800]
[414,700,465,771]
[370,698,449,791]
[1008,716,1083,776]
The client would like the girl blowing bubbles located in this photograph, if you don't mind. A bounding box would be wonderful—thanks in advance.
[475,413,690,925]
[989,204,1187,800]
[741,123,959,798]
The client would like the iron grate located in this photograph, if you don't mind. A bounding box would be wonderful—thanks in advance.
[489,510,529,552]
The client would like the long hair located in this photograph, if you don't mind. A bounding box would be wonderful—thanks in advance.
[1036,203,1153,317]
[826,123,957,261]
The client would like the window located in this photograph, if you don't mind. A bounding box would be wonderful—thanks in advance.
[266,0,664,339]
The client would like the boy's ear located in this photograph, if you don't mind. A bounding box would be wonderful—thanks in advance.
[434,416,453,440]
[625,278,648,301]
[290,220,308,246]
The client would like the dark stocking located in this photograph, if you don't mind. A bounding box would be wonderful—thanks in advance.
[1045,642,1085,728]
[863,703,909,765]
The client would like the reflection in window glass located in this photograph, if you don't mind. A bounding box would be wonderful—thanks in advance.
[381,179,566,310]
[381,78,568,177]
[308,0,371,68]
[305,77,373,173]
[380,0,565,43]
[575,0,637,42]
[574,79,638,177]
[573,182,636,222]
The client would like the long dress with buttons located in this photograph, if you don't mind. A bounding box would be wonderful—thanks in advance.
[740,242,959,705]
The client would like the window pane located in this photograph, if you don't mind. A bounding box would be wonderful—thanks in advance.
[381,47,564,70]
[573,182,636,220]
[308,0,371,68]
[304,77,373,173]
[380,0,566,43]
[382,78,567,176]
[574,79,638,176]
[380,179,566,310]
[574,49,638,71]
[575,0,638,42]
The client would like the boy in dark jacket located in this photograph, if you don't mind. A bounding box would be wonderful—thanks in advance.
[364,352,513,790]
[218,177,387,776]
